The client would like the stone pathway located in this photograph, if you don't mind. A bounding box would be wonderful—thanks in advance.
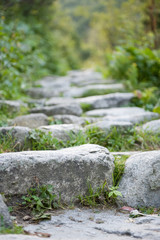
[0,69,160,239]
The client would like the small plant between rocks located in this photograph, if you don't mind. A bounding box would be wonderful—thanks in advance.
[77,180,122,207]
[21,184,60,221]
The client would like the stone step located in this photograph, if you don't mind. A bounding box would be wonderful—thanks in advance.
[5,208,160,240]
[63,83,124,98]
[30,103,82,116]
[11,113,49,129]
[118,150,160,207]
[0,100,27,114]
[76,93,134,109]
[85,107,159,124]
[0,144,114,202]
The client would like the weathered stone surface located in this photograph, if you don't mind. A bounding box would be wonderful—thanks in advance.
[38,124,83,141]
[53,115,98,125]
[0,195,13,228]
[0,100,27,114]
[118,151,160,207]
[30,103,82,116]
[23,208,160,240]
[28,77,71,98]
[141,119,160,133]
[45,97,75,106]
[85,120,132,135]
[103,112,159,124]
[11,113,49,129]
[0,127,31,150]
[0,236,47,240]
[36,76,70,90]
[64,84,124,98]
[27,88,60,99]
[76,93,134,110]
[86,107,157,119]
[0,144,114,202]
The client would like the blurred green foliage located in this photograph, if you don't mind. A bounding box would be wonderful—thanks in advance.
[0,0,80,100]
[107,46,160,89]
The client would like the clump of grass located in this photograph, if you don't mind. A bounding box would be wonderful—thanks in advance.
[28,129,65,150]
[77,180,122,207]
[85,126,160,152]
[80,103,92,112]
[0,131,18,153]
[113,155,128,186]
[22,184,60,221]
[0,221,24,234]
[138,206,160,215]
[81,89,123,98]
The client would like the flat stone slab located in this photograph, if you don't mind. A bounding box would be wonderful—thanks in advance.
[30,103,82,116]
[20,208,160,240]
[64,84,124,98]
[11,113,49,129]
[38,124,83,141]
[86,107,159,121]
[103,112,159,124]
[76,93,134,109]
[0,194,13,228]
[118,150,160,207]
[141,119,160,133]
[0,144,114,202]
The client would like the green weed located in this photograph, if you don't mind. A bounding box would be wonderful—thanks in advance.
[81,89,123,98]
[80,103,92,112]
[0,217,24,234]
[77,181,122,207]
[85,126,160,152]
[28,129,65,150]
[113,155,128,186]
[22,184,59,220]
[138,207,160,215]
[0,131,18,153]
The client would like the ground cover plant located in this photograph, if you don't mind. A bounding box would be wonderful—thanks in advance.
[21,184,60,221]
[77,180,122,207]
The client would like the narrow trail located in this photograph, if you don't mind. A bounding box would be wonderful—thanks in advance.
[0,70,160,240]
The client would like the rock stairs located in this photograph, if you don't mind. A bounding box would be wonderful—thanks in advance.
[0,69,160,240]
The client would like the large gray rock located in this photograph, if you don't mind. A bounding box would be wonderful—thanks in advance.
[64,84,124,98]
[38,124,83,142]
[76,93,134,110]
[0,127,31,151]
[30,103,82,116]
[0,144,114,203]
[0,195,13,228]
[0,100,27,114]
[28,77,71,98]
[103,112,159,124]
[11,113,49,129]
[53,115,98,125]
[86,107,157,118]
[141,119,160,134]
[118,151,160,207]
[27,88,60,99]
